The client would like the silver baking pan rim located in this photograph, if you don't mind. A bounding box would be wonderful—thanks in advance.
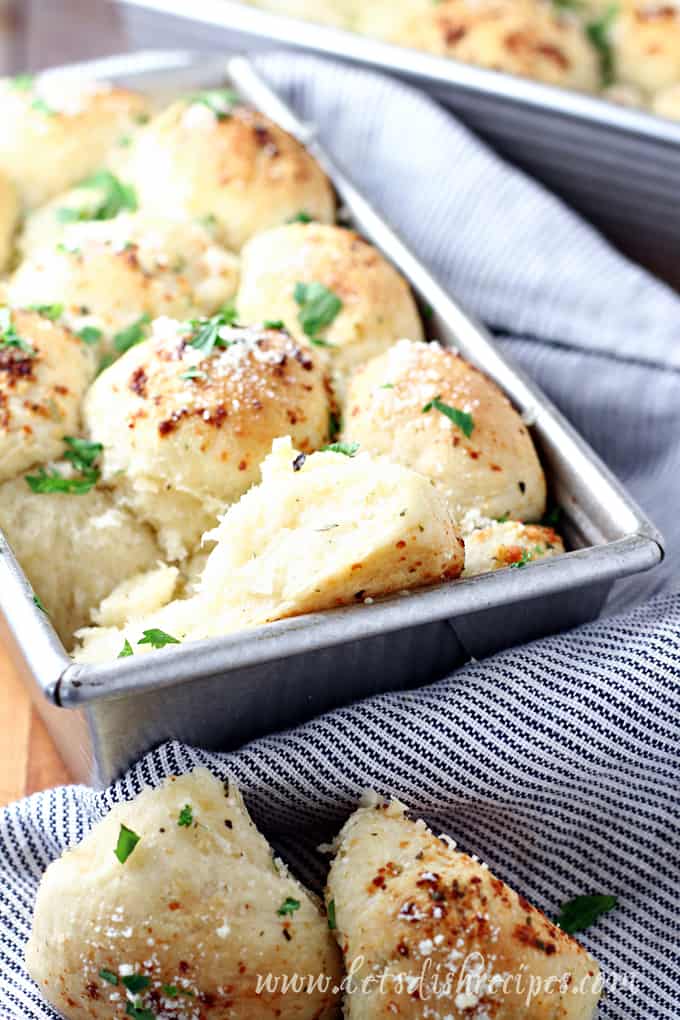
[0,52,663,712]
[113,0,680,145]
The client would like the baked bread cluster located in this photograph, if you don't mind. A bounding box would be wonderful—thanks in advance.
[0,72,564,656]
[27,770,602,1019]
[246,0,680,119]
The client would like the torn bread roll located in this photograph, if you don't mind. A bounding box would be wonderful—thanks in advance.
[462,520,564,577]
[26,768,342,1020]
[73,438,465,663]
[326,797,601,1019]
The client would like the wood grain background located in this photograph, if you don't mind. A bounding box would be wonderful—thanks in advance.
[0,0,130,807]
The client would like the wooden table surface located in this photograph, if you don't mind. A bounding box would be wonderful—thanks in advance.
[0,0,128,808]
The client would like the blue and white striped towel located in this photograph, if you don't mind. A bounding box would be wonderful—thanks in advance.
[1,54,678,1019]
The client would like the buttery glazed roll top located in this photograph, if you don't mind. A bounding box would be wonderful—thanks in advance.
[237,222,424,383]
[326,798,601,1019]
[0,73,149,208]
[9,214,239,355]
[392,0,600,93]
[126,94,336,250]
[26,768,342,1020]
[0,308,96,483]
[84,318,331,558]
[344,339,546,524]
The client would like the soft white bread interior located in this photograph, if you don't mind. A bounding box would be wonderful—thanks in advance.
[83,319,331,560]
[26,768,342,1020]
[0,476,162,647]
[73,437,465,663]
[326,797,601,1019]
[344,339,546,524]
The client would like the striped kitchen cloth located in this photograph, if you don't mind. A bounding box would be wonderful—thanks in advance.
[1,53,679,1019]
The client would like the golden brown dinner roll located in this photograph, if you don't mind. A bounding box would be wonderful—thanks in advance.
[83,317,332,559]
[9,214,239,356]
[0,72,148,209]
[393,0,600,93]
[74,438,465,663]
[0,475,162,647]
[344,339,546,524]
[0,170,19,272]
[652,82,680,120]
[462,519,564,577]
[613,1,680,95]
[26,768,342,1020]
[0,308,96,484]
[326,798,601,1019]
[237,223,424,385]
[126,94,335,251]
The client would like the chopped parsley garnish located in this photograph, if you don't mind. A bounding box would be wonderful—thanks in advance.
[187,305,239,357]
[422,302,434,320]
[138,628,180,650]
[99,968,118,985]
[496,514,510,523]
[63,436,102,471]
[288,210,312,224]
[587,5,618,86]
[29,303,63,321]
[33,594,47,613]
[0,308,35,357]
[10,74,34,91]
[541,505,563,527]
[113,314,151,354]
[323,441,359,457]
[263,319,285,330]
[30,96,54,116]
[114,824,141,864]
[380,383,394,389]
[422,395,474,438]
[329,411,341,438]
[118,639,133,659]
[327,898,336,930]
[125,1002,155,1020]
[557,894,618,934]
[162,985,179,998]
[178,804,193,827]
[277,897,301,916]
[294,282,342,346]
[510,549,532,569]
[26,436,102,495]
[77,325,103,345]
[179,366,207,382]
[191,88,240,120]
[57,170,138,224]
[122,975,151,994]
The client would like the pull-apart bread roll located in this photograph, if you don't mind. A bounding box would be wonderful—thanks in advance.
[237,223,424,384]
[326,798,601,1020]
[613,1,680,95]
[9,215,239,355]
[0,477,162,648]
[27,768,342,1020]
[0,73,148,209]
[462,519,564,577]
[393,0,600,93]
[84,318,331,560]
[126,92,335,251]
[0,308,96,483]
[0,170,19,271]
[74,438,465,663]
[344,339,546,524]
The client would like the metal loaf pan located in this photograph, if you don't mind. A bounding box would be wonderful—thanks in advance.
[0,52,663,788]
[114,0,680,288]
